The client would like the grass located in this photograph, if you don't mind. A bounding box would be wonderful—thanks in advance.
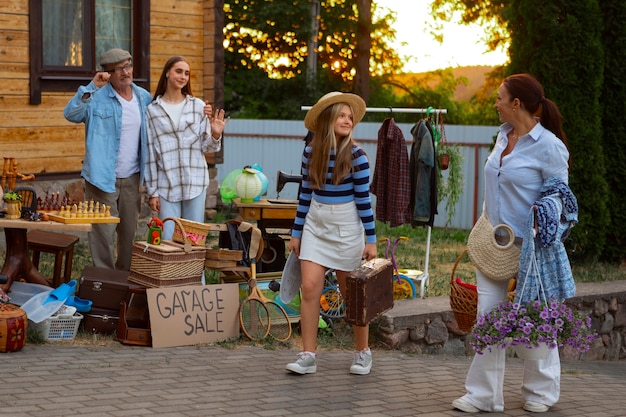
[2,218,624,297]
[3,214,624,349]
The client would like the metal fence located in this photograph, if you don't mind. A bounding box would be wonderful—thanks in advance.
[220,119,500,230]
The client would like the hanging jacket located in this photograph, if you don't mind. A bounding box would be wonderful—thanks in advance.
[371,117,411,227]
[516,177,578,304]
[409,119,438,227]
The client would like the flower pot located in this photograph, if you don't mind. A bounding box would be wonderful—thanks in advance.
[439,153,450,170]
[513,342,551,360]
[5,200,21,219]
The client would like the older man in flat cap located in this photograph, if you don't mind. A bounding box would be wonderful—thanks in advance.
[64,48,152,271]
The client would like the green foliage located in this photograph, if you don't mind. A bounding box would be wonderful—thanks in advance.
[223,0,403,118]
[465,66,507,126]
[508,0,609,262]
[436,143,464,225]
[430,0,512,51]
[3,191,22,201]
[367,69,469,124]
[599,0,626,263]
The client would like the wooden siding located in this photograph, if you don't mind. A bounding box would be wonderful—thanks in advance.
[0,0,221,176]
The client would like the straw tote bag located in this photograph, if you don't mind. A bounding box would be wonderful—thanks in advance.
[466,212,520,281]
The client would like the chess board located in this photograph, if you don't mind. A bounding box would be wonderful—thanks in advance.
[47,213,120,224]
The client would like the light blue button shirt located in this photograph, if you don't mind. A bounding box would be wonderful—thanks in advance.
[483,122,569,237]
[64,81,152,193]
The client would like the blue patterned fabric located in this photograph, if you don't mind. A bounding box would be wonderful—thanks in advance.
[534,177,578,247]
[516,177,578,304]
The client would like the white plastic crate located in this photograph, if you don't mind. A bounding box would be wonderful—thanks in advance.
[29,313,83,342]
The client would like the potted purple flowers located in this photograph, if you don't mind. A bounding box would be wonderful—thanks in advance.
[469,298,598,358]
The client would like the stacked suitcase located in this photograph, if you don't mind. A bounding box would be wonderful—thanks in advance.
[78,266,142,335]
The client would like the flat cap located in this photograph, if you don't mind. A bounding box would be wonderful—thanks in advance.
[100,48,132,67]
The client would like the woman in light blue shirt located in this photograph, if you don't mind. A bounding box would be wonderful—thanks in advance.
[453,74,570,414]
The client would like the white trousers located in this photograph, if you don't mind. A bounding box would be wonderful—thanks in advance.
[461,268,561,412]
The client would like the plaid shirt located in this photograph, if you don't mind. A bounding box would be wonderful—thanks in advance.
[145,95,221,202]
[371,117,412,227]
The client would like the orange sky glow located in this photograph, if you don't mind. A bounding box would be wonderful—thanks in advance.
[376,0,508,73]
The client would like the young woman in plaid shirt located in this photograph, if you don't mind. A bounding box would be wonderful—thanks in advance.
[145,56,228,240]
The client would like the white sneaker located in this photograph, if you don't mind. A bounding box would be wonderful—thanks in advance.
[452,398,480,413]
[524,401,550,413]
[286,352,317,374]
[349,350,372,375]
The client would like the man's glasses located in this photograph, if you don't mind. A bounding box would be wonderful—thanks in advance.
[107,63,133,74]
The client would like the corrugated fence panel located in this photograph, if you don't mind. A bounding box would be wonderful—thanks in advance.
[221,119,498,230]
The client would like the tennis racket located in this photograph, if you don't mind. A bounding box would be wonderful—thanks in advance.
[248,259,292,342]
[259,287,292,342]
[239,261,270,341]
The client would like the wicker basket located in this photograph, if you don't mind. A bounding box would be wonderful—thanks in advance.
[450,249,517,333]
[128,270,202,288]
[205,248,243,261]
[165,217,213,247]
[129,240,206,288]
[450,250,478,333]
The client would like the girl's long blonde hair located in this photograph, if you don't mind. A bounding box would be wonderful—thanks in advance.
[307,103,357,190]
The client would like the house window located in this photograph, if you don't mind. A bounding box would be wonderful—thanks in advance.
[29,0,149,104]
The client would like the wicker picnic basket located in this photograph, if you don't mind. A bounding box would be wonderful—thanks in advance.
[164,217,213,247]
[129,240,206,288]
[449,249,517,333]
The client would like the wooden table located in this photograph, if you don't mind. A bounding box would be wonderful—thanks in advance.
[234,198,298,231]
[0,218,92,292]
[233,198,298,274]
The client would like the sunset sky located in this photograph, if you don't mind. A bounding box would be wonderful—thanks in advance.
[376,0,508,73]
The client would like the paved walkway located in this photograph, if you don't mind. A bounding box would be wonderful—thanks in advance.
[1,344,624,416]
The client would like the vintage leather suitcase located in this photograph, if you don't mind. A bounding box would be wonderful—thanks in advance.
[345,258,394,326]
[78,266,142,311]
[117,287,152,346]
[81,307,119,335]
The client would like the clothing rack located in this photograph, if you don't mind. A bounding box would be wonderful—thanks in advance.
[300,104,448,298]
[300,106,447,115]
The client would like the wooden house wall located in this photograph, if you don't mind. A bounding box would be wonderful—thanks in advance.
[0,0,221,177]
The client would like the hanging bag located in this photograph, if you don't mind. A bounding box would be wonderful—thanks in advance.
[466,211,520,281]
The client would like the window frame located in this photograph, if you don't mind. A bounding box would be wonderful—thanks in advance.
[29,0,150,104]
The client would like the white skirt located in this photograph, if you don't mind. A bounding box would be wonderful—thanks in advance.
[300,199,364,272]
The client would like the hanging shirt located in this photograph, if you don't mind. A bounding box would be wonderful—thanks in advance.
[370,117,411,227]
[144,95,221,202]
[409,119,438,227]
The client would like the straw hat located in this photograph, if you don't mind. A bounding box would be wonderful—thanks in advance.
[304,92,366,132]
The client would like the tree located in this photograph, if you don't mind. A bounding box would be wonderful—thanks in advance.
[507,0,609,261]
[353,0,372,101]
[223,0,403,118]
[599,0,626,263]
[430,0,511,51]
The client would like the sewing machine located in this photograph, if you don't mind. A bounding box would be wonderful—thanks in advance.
[275,170,302,199]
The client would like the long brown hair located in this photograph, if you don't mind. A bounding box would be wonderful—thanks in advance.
[152,56,193,100]
[307,103,357,189]
[503,73,568,148]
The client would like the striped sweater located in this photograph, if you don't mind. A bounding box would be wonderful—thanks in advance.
[291,144,376,244]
